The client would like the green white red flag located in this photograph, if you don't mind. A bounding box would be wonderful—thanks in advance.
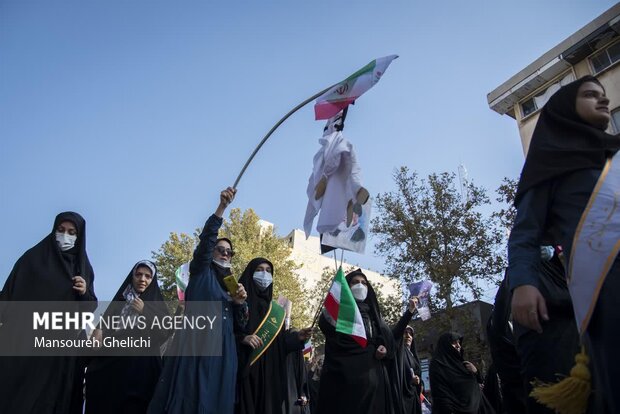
[175,262,190,301]
[314,54,398,120]
[323,267,367,347]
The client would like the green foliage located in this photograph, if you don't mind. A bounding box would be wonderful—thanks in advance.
[493,176,518,234]
[151,208,310,329]
[219,208,310,329]
[151,231,199,302]
[372,167,506,310]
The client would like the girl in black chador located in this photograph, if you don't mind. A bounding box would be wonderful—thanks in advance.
[235,257,312,414]
[0,211,97,414]
[508,75,620,412]
[429,333,495,414]
[318,269,416,414]
[85,260,170,414]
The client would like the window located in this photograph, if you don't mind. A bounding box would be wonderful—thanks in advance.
[589,41,620,74]
[520,73,575,118]
[612,108,620,134]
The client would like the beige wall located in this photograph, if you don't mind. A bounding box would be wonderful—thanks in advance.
[284,228,402,307]
[514,58,620,156]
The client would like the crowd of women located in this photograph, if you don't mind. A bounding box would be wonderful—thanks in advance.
[1,74,618,414]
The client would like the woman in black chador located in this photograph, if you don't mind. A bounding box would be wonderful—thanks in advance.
[429,333,495,414]
[508,75,620,412]
[235,257,312,414]
[85,260,170,414]
[317,268,399,414]
[0,211,97,414]
[394,325,423,414]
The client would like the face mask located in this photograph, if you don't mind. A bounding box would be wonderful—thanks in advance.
[253,271,273,290]
[351,284,368,301]
[55,232,77,251]
[212,258,232,276]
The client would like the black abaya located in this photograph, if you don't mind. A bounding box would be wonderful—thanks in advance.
[317,269,397,414]
[235,258,304,414]
[429,333,495,414]
[0,212,97,414]
[85,261,170,414]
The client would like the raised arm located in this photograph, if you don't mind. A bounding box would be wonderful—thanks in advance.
[391,297,417,340]
[189,187,236,276]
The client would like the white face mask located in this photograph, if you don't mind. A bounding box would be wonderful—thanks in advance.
[253,271,273,290]
[55,232,77,251]
[212,258,232,277]
[213,258,232,269]
[350,284,368,301]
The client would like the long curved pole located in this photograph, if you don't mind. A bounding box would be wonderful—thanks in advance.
[232,83,338,189]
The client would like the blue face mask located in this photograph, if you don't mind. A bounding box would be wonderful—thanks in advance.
[253,271,273,290]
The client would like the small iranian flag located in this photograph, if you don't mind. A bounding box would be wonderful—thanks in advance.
[323,267,367,347]
[314,54,398,120]
[175,262,190,301]
[303,340,312,356]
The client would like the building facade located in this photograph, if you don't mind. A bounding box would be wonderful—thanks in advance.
[488,3,620,154]
[283,227,402,301]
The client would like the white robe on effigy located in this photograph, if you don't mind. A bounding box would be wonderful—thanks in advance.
[303,128,363,238]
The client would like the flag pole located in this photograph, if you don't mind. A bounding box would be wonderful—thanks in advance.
[310,256,340,329]
[232,83,337,189]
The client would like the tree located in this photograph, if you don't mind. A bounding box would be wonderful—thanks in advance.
[493,176,518,235]
[151,231,199,302]
[151,208,311,329]
[371,168,507,371]
[372,167,506,311]
[219,208,310,329]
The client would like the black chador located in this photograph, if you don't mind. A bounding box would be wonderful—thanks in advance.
[85,260,170,414]
[429,333,495,414]
[235,258,304,414]
[0,212,97,414]
[317,269,397,414]
[508,75,620,412]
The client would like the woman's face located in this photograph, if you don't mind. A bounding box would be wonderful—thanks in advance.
[575,81,610,130]
[404,329,413,347]
[451,339,462,353]
[56,220,77,236]
[255,262,272,273]
[348,275,367,288]
[132,265,153,293]
[213,240,233,263]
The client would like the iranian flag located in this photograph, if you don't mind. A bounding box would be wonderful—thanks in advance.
[314,54,398,120]
[175,262,190,301]
[323,267,367,347]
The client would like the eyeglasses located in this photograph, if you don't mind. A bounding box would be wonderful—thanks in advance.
[214,245,235,257]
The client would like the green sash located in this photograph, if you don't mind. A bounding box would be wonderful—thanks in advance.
[249,300,286,366]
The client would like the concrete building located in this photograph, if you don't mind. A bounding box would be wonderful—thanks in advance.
[488,3,620,154]
[283,227,402,301]
[256,219,402,301]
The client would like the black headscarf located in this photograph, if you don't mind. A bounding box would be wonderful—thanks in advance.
[515,75,620,204]
[398,325,422,414]
[0,212,96,414]
[430,332,487,414]
[104,260,167,323]
[238,257,274,335]
[1,211,96,303]
[85,261,168,414]
[345,269,395,349]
